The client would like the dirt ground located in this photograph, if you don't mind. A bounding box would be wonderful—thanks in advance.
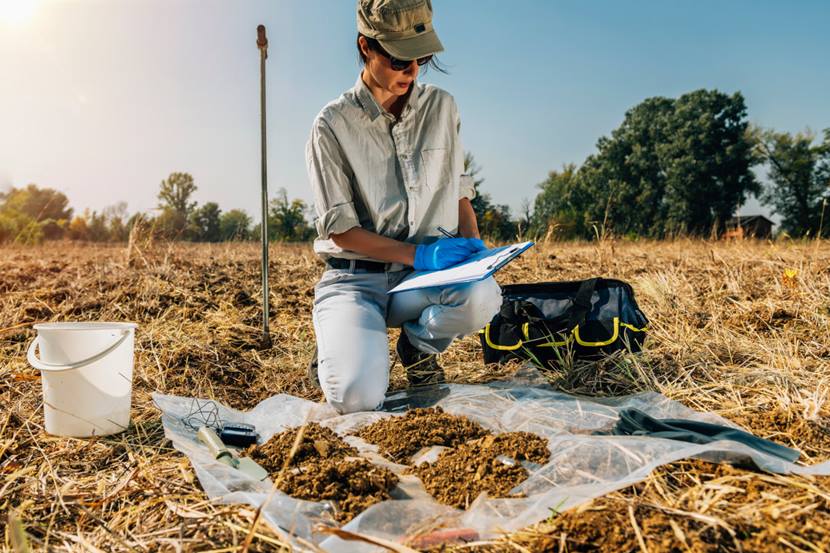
[2,238,829,551]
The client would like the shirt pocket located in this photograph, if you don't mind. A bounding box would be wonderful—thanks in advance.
[420,148,450,192]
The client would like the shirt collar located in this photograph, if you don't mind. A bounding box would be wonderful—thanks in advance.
[354,74,420,121]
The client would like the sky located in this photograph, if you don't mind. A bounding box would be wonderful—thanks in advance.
[1,0,829,223]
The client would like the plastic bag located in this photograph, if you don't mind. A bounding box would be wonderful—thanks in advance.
[153,366,830,552]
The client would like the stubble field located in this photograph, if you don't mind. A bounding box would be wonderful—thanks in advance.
[1,238,829,552]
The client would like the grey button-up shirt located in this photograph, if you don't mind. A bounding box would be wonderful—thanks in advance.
[306,75,475,264]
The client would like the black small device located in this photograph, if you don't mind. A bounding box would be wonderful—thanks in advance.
[219,422,258,447]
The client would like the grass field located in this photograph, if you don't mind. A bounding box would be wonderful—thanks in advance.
[2,238,829,552]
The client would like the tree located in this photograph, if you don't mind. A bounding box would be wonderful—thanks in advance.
[155,172,197,238]
[154,209,189,240]
[85,210,110,241]
[104,202,130,241]
[219,209,252,241]
[530,164,585,239]
[537,90,759,238]
[466,152,487,220]
[465,152,517,242]
[68,216,89,241]
[659,90,759,235]
[756,128,830,237]
[264,188,313,241]
[0,184,73,240]
[158,172,197,216]
[189,202,222,242]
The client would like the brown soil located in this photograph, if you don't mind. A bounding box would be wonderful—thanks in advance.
[4,242,830,551]
[248,422,397,523]
[730,407,830,461]
[480,431,551,464]
[280,458,398,525]
[414,432,551,509]
[247,422,357,473]
[449,459,830,552]
[356,407,489,463]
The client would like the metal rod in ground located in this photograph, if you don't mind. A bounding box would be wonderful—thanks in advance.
[257,24,271,347]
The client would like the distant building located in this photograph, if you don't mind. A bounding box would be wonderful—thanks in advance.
[724,215,774,239]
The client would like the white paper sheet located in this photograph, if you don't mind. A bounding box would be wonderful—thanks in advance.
[389,241,534,294]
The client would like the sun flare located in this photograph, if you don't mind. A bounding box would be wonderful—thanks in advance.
[0,0,40,26]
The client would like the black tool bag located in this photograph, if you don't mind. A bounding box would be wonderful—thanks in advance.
[479,278,649,370]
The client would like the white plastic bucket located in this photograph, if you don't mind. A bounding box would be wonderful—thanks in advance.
[27,322,137,437]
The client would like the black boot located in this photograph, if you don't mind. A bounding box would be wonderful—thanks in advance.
[396,331,446,387]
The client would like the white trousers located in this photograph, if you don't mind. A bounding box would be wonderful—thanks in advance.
[312,268,502,414]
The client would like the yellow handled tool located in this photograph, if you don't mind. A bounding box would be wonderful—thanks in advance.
[197,426,269,481]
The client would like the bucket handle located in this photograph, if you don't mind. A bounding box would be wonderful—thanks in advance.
[27,330,131,373]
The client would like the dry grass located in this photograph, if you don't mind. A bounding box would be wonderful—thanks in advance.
[1,238,829,551]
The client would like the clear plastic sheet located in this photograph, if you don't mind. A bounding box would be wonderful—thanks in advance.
[153,366,830,552]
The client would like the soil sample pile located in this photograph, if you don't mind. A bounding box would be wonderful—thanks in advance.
[483,431,551,465]
[415,432,551,509]
[248,422,357,473]
[280,458,399,524]
[356,407,489,463]
[250,422,398,523]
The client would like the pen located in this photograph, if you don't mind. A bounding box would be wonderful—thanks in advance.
[437,226,456,238]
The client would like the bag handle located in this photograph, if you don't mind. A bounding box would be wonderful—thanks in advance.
[567,278,599,329]
[27,330,130,373]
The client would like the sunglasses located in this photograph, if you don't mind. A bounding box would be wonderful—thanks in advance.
[374,44,433,71]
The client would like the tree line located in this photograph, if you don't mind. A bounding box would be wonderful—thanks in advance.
[0,173,314,245]
[469,89,828,241]
[525,90,829,240]
[2,88,827,245]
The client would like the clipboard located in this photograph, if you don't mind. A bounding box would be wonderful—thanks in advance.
[388,241,534,294]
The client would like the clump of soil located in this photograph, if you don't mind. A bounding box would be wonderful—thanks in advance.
[248,422,357,473]
[415,432,551,509]
[280,458,398,524]
[482,432,551,465]
[356,407,489,463]
[249,422,397,523]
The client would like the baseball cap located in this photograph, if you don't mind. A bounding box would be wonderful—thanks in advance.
[357,0,444,61]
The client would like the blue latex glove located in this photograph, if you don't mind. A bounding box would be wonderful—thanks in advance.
[413,237,488,271]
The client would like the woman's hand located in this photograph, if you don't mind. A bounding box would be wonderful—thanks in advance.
[413,237,487,271]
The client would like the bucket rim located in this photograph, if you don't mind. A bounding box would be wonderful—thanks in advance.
[33,322,138,331]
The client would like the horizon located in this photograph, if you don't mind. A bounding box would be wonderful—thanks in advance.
[2,0,830,226]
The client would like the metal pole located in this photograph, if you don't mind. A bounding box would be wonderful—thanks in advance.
[257,25,271,347]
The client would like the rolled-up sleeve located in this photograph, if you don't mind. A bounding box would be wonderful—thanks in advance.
[453,102,477,201]
[306,117,360,240]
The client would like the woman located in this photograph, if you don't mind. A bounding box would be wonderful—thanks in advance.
[307,0,502,414]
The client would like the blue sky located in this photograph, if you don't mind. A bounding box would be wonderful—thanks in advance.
[1,0,828,222]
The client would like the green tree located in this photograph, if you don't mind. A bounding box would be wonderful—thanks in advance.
[536,90,759,238]
[756,128,830,237]
[156,172,197,238]
[0,184,73,240]
[219,209,252,241]
[154,208,189,240]
[189,202,222,242]
[0,209,40,244]
[104,202,130,242]
[465,152,516,242]
[85,210,110,242]
[466,152,487,220]
[659,90,759,235]
[260,188,313,241]
[158,172,197,216]
[530,164,584,239]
